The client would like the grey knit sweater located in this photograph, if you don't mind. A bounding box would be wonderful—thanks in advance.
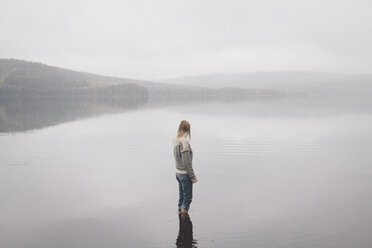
[173,134,198,183]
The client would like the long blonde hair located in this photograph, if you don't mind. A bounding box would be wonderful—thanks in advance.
[173,120,191,146]
[177,120,191,139]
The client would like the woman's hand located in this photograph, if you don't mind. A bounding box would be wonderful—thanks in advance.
[191,177,198,183]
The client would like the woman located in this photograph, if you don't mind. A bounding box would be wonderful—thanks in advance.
[173,120,198,217]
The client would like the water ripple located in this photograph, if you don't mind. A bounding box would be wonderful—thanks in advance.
[196,140,321,156]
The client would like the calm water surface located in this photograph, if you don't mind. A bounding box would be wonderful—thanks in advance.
[1,97,372,247]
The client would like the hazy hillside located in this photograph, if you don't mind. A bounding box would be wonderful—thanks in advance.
[0,59,154,98]
[0,58,177,88]
[161,71,372,95]
[0,59,288,100]
[0,59,211,98]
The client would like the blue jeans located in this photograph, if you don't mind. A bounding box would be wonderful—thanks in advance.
[176,173,193,211]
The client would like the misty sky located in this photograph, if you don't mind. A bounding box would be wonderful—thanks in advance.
[0,0,371,80]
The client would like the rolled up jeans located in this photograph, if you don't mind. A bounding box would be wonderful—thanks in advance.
[176,173,193,211]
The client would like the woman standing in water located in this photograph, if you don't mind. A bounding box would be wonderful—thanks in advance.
[173,120,198,217]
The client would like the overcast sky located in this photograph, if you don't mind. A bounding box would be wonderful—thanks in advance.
[0,0,371,80]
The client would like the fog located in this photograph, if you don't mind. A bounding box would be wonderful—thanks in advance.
[1,1,372,247]
[1,0,371,79]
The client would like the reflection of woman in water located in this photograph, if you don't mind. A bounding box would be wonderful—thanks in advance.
[173,120,198,217]
[176,215,197,247]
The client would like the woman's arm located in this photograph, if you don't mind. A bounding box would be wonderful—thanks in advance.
[180,140,198,183]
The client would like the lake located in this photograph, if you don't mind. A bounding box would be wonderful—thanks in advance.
[1,95,372,247]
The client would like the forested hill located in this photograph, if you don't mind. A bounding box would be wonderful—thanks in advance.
[0,59,287,99]
[0,59,150,97]
[0,59,190,97]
